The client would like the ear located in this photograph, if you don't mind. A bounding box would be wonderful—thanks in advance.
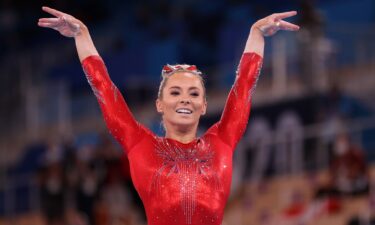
[201,100,207,115]
[156,98,163,114]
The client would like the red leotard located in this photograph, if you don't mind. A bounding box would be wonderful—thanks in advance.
[82,53,262,225]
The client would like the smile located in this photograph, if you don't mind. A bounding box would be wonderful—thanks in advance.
[176,108,193,114]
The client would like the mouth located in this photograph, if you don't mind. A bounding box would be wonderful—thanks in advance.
[175,108,193,114]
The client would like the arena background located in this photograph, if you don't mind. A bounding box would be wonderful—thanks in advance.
[0,0,374,224]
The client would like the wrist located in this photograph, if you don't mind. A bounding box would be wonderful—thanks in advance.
[250,21,264,37]
[75,22,89,38]
[244,22,265,56]
[80,22,88,32]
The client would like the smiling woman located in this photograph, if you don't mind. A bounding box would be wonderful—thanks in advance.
[156,70,207,142]
[38,6,299,225]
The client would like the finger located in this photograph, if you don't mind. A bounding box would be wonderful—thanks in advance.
[42,6,65,17]
[38,18,62,23]
[274,11,297,20]
[278,20,300,31]
[37,22,56,28]
[38,18,64,28]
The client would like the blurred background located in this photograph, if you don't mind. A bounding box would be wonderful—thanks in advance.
[0,0,375,224]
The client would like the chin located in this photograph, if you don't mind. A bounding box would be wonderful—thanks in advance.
[174,120,196,127]
[171,116,199,127]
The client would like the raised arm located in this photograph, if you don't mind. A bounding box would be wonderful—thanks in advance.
[38,7,146,154]
[38,6,98,61]
[211,12,299,149]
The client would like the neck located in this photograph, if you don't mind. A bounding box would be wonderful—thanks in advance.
[164,123,198,144]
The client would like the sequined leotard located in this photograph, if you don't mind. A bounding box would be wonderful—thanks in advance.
[82,53,262,225]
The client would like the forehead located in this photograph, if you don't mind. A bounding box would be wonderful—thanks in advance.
[164,72,204,89]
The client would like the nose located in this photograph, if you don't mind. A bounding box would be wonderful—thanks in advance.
[180,98,191,104]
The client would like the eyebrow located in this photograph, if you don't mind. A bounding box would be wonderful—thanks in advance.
[169,86,200,91]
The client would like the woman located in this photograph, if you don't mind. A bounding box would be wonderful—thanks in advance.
[38,6,299,225]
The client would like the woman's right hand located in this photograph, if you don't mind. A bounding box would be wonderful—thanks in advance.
[38,6,85,38]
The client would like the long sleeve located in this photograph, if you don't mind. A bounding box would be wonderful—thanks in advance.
[207,53,263,149]
[82,55,146,154]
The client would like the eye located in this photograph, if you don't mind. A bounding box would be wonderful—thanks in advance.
[170,91,180,96]
[190,92,199,97]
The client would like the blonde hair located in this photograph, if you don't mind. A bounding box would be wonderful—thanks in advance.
[157,64,206,99]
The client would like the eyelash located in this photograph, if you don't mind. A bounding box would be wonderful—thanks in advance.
[170,91,199,97]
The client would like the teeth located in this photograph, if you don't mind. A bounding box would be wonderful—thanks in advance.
[176,109,192,114]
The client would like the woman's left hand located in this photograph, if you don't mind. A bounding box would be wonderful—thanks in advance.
[253,11,300,37]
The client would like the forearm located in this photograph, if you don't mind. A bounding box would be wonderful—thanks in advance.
[75,24,99,62]
[244,25,265,57]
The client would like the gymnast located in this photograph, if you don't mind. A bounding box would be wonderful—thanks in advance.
[38,7,299,225]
